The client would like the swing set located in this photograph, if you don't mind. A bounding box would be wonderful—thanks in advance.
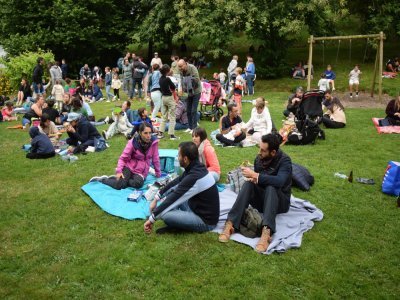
[307,32,386,102]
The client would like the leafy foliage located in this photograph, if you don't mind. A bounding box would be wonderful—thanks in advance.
[0,0,137,71]
[0,72,12,96]
[0,50,54,90]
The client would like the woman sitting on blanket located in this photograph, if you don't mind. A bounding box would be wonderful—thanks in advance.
[91,122,161,189]
[243,97,273,143]
[382,95,400,126]
[192,127,221,183]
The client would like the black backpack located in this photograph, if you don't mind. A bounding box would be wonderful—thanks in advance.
[287,119,322,145]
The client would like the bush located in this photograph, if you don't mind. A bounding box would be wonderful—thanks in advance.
[0,50,54,90]
[0,71,12,96]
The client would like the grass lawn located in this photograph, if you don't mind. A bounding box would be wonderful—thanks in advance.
[1,80,399,298]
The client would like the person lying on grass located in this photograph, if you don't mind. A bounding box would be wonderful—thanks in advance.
[91,122,161,189]
[144,141,220,234]
[219,133,292,253]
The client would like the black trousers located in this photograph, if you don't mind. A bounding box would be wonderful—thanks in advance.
[216,132,246,146]
[26,152,55,159]
[102,167,144,190]
[227,181,290,233]
[322,116,345,129]
[113,89,120,98]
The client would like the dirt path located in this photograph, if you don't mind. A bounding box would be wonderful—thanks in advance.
[333,91,392,109]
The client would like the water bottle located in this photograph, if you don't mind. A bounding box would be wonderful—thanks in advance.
[174,157,181,175]
[334,172,348,179]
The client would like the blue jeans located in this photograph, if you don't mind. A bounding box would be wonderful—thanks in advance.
[22,118,31,126]
[186,93,200,129]
[161,201,216,232]
[105,85,114,100]
[246,74,255,95]
[32,82,44,94]
[133,78,142,98]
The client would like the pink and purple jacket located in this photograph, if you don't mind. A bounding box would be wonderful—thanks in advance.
[116,136,161,178]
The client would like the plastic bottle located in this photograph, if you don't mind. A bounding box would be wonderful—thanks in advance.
[334,172,348,179]
[174,157,181,175]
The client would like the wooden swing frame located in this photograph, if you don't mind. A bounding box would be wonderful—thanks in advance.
[307,32,386,102]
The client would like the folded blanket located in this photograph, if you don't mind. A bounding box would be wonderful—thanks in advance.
[213,189,323,255]
[372,118,400,134]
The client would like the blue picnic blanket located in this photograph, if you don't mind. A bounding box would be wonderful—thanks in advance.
[81,175,158,220]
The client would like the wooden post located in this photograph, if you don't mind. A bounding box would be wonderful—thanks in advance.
[378,31,384,102]
[371,45,379,98]
[307,35,313,91]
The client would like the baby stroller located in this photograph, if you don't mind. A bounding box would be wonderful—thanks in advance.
[287,90,325,145]
[199,80,224,122]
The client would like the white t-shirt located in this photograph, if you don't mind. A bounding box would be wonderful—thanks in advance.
[318,78,330,91]
[218,72,227,83]
[349,69,360,81]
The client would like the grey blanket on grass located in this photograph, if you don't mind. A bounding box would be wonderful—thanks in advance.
[213,188,324,255]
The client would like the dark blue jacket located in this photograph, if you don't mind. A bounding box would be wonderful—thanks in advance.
[152,159,220,225]
[92,84,103,98]
[255,150,292,200]
[67,116,100,144]
[29,127,55,154]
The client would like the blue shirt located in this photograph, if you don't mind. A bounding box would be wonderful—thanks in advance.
[246,63,256,75]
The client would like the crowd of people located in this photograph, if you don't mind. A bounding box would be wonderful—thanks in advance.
[1,51,399,254]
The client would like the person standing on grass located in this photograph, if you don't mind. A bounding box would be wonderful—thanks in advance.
[92,122,161,189]
[177,59,202,134]
[122,58,133,100]
[157,64,180,141]
[104,67,114,102]
[149,64,162,120]
[348,64,361,99]
[144,141,220,234]
[219,134,292,253]
[245,56,256,95]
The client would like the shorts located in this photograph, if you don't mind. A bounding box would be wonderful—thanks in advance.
[349,79,359,85]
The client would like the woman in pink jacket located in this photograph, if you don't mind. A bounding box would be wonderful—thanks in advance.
[192,127,221,182]
[92,123,161,189]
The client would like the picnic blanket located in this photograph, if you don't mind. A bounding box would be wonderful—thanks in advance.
[372,118,400,134]
[81,175,159,220]
[213,189,323,255]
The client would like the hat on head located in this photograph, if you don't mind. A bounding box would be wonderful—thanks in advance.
[154,52,158,55]
[67,112,81,122]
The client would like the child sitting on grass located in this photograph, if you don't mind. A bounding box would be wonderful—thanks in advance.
[1,102,18,121]
[26,126,55,159]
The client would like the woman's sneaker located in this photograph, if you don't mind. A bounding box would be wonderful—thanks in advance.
[89,175,108,182]
[157,133,165,139]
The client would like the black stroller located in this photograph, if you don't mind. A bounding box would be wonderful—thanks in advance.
[287,90,325,145]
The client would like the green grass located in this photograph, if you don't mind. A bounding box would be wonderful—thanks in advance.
[1,76,400,298]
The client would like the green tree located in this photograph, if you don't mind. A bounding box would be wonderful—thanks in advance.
[0,50,54,90]
[0,0,137,74]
